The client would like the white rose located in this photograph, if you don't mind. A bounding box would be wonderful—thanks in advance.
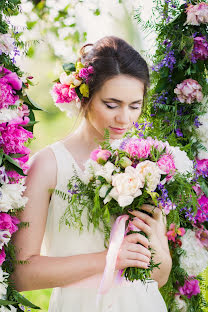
[136,160,162,192]
[109,166,143,207]
[95,161,118,183]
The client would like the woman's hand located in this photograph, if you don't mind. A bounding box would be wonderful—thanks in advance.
[115,229,151,271]
[129,204,172,287]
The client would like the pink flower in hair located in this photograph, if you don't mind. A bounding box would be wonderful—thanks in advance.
[174,79,203,104]
[52,83,78,104]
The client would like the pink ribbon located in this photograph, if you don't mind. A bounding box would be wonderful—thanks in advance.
[96,214,129,305]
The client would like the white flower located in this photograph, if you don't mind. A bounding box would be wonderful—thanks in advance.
[0,305,17,312]
[136,160,162,192]
[175,295,187,312]
[168,146,193,175]
[0,183,28,212]
[0,282,7,300]
[0,33,14,55]
[109,166,143,207]
[83,159,102,183]
[110,139,123,150]
[196,110,208,159]
[60,72,73,85]
[0,167,8,185]
[180,229,208,276]
[0,230,11,249]
[0,267,9,283]
[0,108,19,123]
[95,161,118,183]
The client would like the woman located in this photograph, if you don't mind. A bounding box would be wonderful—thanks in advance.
[11,36,172,311]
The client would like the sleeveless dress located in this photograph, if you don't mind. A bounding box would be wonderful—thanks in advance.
[40,141,168,312]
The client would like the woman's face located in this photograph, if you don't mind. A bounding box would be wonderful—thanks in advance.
[87,74,144,140]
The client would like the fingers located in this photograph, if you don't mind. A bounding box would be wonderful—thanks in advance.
[129,204,162,220]
[129,210,155,227]
[127,242,151,259]
[125,259,149,269]
[131,217,152,237]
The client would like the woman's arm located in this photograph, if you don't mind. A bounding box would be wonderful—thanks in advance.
[129,206,172,288]
[11,148,151,292]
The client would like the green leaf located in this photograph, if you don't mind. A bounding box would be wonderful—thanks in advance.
[0,150,3,166]
[4,154,26,176]
[155,78,167,93]
[21,94,42,111]
[9,153,26,158]
[26,20,37,30]
[0,299,17,306]
[103,206,110,223]
[199,180,208,197]
[63,62,76,74]
[12,290,40,309]
[75,86,83,101]
[93,8,100,16]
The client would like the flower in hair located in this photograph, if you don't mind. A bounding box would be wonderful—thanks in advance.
[51,61,94,117]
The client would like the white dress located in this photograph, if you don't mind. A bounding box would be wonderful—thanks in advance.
[40,141,168,312]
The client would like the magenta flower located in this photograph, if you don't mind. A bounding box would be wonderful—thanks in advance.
[179,278,200,299]
[87,66,94,74]
[192,36,208,62]
[124,138,151,159]
[0,80,19,109]
[52,83,78,104]
[79,68,90,79]
[0,213,20,235]
[166,223,185,242]
[0,247,6,265]
[196,158,208,176]
[0,66,22,90]
[157,154,176,178]
[195,195,208,223]
[174,79,203,104]
[185,2,208,26]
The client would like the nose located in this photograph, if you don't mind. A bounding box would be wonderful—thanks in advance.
[115,107,131,126]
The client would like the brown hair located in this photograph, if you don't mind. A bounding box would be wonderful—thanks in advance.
[78,36,150,113]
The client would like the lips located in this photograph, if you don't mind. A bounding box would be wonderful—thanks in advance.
[109,126,127,134]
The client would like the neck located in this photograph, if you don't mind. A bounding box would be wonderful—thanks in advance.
[73,118,103,152]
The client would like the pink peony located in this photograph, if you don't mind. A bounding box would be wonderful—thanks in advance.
[124,138,151,159]
[78,68,90,79]
[157,154,176,178]
[192,36,208,62]
[90,148,111,164]
[0,80,19,109]
[185,2,208,26]
[0,213,20,235]
[18,104,30,118]
[0,66,22,90]
[52,83,78,104]
[196,158,208,176]
[179,278,200,299]
[195,195,208,223]
[174,79,203,104]
[0,247,6,265]
[195,226,208,249]
[87,66,94,74]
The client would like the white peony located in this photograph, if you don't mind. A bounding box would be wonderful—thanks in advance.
[0,282,7,300]
[175,295,187,312]
[0,267,9,283]
[0,230,11,249]
[0,183,28,212]
[0,108,19,123]
[136,160,162,192]
[109,166,143,207]
[168,146,193,175]
[180,229,208,276]
[0,33,14,55]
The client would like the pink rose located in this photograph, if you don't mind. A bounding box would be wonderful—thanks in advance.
[174,79,203,104]
[157,154,176,178]
[179,278,200,299]
[0,213,20,235]
[0,247,6,265]
[90,148,111,164]
[124,138,151,159]
[186,2,208,26]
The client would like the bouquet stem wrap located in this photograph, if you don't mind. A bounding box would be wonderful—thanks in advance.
[96,214,129,305]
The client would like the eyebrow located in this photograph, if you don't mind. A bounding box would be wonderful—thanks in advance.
[103,97,143,104]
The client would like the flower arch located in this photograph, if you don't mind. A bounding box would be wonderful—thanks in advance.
[0,0,208,311]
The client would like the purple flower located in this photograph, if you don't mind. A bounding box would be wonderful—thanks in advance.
[175,128,183,137]
[191,36,208,62]
[194,116,202,128]
[179,278,200,299]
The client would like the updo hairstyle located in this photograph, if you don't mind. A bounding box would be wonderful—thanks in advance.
[77,36,150,113]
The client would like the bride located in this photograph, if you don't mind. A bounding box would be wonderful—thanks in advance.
[11,36,171,311]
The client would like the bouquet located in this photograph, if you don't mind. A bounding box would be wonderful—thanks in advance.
[55,124,208,299]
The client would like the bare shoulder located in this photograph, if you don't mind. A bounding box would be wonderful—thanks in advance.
[26,145,57,190]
